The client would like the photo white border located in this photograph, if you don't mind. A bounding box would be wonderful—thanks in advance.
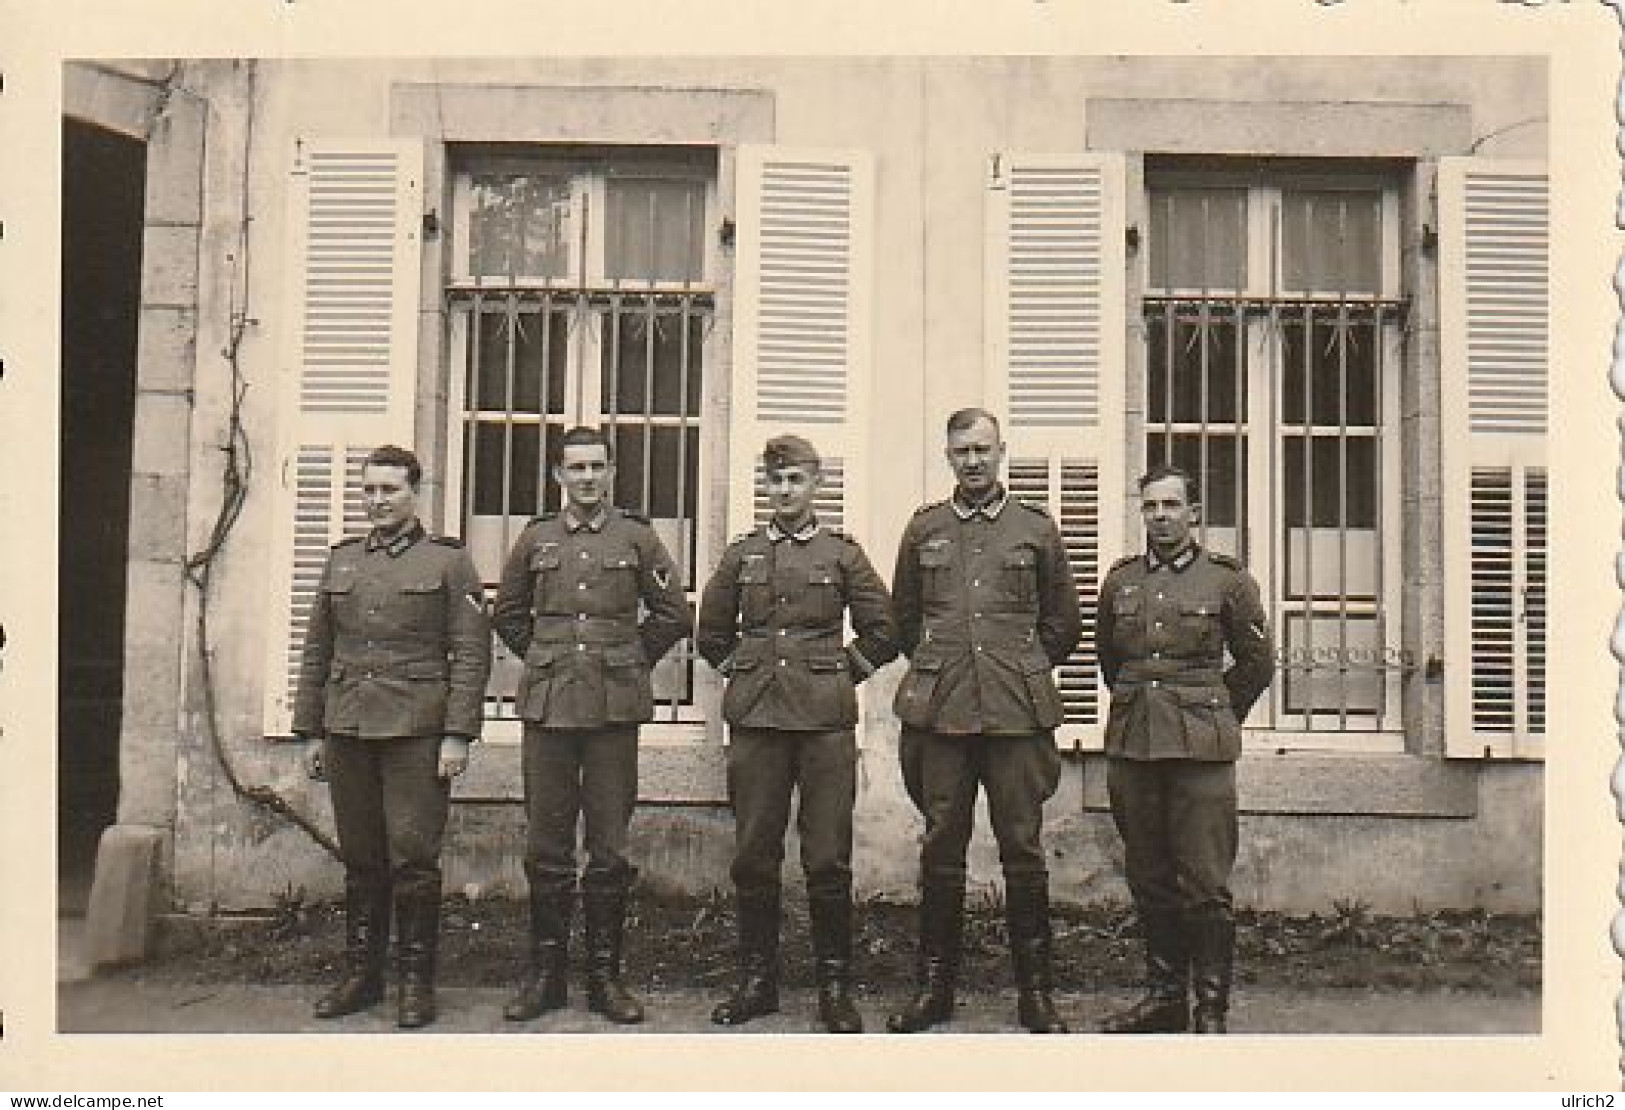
[1,0,1618,1091]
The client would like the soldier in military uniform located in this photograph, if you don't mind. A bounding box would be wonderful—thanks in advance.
[1096,463,1273,1035]
[492,425,691,1026]
[695,434,899,1034]
[887,408,1082,1034]
[294,444,493,1029]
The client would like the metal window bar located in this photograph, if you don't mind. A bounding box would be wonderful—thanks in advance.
[1373,301,1388,731]
[1198,298,1211,546]
[1297,299,1314,731]
[1336,299,1350,730]
[1235,299,1247,563]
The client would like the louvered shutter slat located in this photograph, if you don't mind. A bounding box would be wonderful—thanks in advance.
[262,140,424,736]
[1440,158,1548,758]
[732,146,874,544]
[988,154,1125,749]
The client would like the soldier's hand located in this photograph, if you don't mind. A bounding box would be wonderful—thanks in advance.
[438,736,471,780]
[304,738,328,782]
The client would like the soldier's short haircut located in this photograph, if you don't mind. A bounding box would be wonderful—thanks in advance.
[364,444,422,488]
[1137,462,1199,504]
[556,425,615,464]
[945,407,1001,438]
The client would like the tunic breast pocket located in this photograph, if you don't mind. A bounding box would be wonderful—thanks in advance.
[918,543,954,588]
[805,565,841,621]
[321,574,357,622]
[1111,593,1144,652]
[600,548,642,609]
[1178,600,1221,652]
[397,579,444,632]
[528,547,562,607]
[1001,548,1038,607]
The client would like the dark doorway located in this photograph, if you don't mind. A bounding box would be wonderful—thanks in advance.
[59,119,146,911]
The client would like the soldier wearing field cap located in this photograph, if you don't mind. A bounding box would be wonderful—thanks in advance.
[696,434,898,1033]
[887,408,1081,1035]
[294,444,493,1029]
[492,425,692,1026]
[1096,463,1273,1034]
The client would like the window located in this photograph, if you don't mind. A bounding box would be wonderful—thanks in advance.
[1144,163,1405,744]
[445,146,719,737]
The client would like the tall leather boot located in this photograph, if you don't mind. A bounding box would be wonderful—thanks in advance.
[394,889,440,1029]
[885,882,963,1033]
[710,889,781,1026]
[809,889,863,1034]
[1006,880,1069,1034]
[1188,908,1235,1034]
[1100,908,1189,1034]
[313,878,390,1019]
[584,890,645,1025]
[504,887,572,1021]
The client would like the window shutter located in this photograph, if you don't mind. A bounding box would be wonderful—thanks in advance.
[731,146,874,540]
[1439,159,1547,758]
[986,153,1127,749]
[262,139,426,736]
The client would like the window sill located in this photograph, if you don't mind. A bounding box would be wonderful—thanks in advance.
[1076,749,1488,818]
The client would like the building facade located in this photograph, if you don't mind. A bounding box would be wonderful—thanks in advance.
[62,55,1549,958]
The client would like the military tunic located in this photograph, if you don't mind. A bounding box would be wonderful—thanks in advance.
[891,490,1081,735]
[492,505,692,893]
[1096,543,1273,915]
[292,521,493,895]
[890,486,1082,886]
[696,517,898,897]
[493,506,690,728]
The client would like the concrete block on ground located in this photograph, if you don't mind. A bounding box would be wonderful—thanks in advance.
[84,824,165,970]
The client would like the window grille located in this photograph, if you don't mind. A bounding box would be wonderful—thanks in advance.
[1145,173,1405,738]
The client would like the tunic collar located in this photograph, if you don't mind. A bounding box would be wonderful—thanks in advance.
[366,519,425,558]
[1144,542,1199,573]
[766,515,821,544]
[951,484,1009,521]
[564,505,610,534]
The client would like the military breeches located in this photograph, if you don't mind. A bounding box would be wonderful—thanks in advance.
[1106,756,1237,916]
[726,726,857,899]
[521,724,639,894]
[899,728,1062,887]
[325,733,449,898]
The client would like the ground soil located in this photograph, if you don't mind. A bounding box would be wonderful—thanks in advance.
[127,891,1540,998]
